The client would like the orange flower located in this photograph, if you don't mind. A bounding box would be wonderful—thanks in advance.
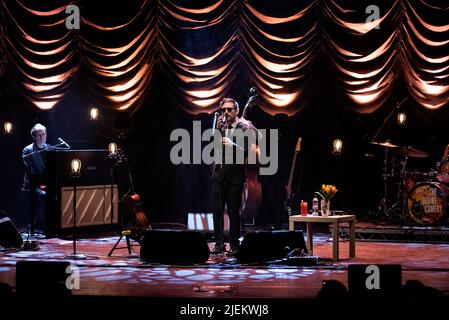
[316,184,338,200]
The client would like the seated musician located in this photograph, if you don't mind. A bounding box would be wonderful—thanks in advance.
[436,144,449,183]
[22,123,50,236]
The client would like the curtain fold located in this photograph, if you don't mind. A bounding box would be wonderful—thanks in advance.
[0,0,447,114]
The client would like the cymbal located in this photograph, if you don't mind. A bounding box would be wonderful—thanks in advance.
[396,146,428,158]
[371,141,399,148]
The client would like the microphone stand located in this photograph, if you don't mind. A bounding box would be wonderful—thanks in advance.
[371,97,408,143]
[65,172,86,260]
[370,97,407,221]
[22,142,69,158]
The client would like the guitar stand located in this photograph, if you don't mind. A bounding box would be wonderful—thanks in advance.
[108,230,138,257]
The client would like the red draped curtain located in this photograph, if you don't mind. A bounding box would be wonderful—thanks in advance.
[0,0,447,115]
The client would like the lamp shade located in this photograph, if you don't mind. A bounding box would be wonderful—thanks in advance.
[71,159,82,175]
[90,108,99,120]
[397,113,406,125]
[333,139,343,154]
[108,142,118,155]
[4,122,12,134]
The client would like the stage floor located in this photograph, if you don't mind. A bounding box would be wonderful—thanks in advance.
[1,232,449,300]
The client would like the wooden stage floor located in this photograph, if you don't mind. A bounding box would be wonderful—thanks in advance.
[1,232,449,316]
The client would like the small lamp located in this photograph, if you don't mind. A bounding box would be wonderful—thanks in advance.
[108,142,118,156]
[90,107,99,120]
[332,139,343,155]
[66,158,86,260]
[70,158,82,176]
[397,113,406,126]
[4,122,12,134]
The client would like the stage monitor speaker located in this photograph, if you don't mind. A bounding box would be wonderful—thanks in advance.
[140,229,210,265]
[0,211,23,249]
[237,230,307,263]
[16,260,72,296]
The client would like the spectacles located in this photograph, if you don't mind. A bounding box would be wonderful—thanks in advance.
[221,108,236,113]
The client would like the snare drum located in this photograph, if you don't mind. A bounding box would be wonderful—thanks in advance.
[405,182,449,224]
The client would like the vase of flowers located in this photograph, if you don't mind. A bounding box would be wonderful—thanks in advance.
[315,184,338,217]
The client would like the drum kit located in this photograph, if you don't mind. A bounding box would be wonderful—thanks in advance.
[371,140,449,225]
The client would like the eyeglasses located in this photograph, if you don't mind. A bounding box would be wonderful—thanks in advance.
[221,108,236,113]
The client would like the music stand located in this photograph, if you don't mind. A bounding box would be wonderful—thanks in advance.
[65,159,86,260]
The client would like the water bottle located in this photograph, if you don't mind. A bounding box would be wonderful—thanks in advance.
[312,195,319,215]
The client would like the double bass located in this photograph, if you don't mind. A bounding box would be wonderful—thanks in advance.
[238,88,262,224]
[113,150,150,242]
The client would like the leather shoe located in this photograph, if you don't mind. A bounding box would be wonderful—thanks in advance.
[228,245,239,256]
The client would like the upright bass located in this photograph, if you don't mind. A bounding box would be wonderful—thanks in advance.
[114,150,150,242]
[239,87,262,224]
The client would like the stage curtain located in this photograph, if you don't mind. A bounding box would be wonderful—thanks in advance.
[0,0,447,114]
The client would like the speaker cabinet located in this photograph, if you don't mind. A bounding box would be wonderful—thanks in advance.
[16,261,72,296]
[140,229,210,265]
[237,230,307,263]
[0,211,23,249]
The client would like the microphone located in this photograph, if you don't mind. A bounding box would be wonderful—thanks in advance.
[249,87,257,96]
[396,97,408,108]
[58,137,70,149]
[212,112,219,135]
[221,114,227,129]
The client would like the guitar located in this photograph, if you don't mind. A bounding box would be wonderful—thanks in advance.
[283,137,302,216]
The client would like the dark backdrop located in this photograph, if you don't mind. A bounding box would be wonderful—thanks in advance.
[0,0,448,228]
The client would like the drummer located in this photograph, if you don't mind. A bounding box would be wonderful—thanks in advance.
[436,144,449,183]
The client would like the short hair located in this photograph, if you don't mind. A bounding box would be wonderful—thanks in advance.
[220,98,239,110]
[30,123,47,137]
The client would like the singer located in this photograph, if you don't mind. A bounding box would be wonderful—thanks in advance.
[211,98,259,255]
[22,123,50,236]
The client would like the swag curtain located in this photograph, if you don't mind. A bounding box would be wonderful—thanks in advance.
[0,0,447,115]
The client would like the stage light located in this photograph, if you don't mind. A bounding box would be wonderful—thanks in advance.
[108,142,118,156]
[90,108,99,120]
[70,158,81,176]
[66,158,86,260]
[332,139,343,155]
[4,122,13,134]
[397,113,406,125]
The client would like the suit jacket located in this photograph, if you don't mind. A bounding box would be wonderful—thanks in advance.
[212,118,259,184]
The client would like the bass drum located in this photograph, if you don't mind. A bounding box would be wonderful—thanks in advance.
[405,182,449,224]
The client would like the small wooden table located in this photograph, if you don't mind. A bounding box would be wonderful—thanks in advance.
[289,215,356,261]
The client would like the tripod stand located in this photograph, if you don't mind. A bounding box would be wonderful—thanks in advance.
[107,150,149,257]
[108,229,134,256]
[385,153,409,222]
[375,144,407,223]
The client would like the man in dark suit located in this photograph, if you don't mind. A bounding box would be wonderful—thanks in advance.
[22,123,50,236]
[211,98,259,255]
